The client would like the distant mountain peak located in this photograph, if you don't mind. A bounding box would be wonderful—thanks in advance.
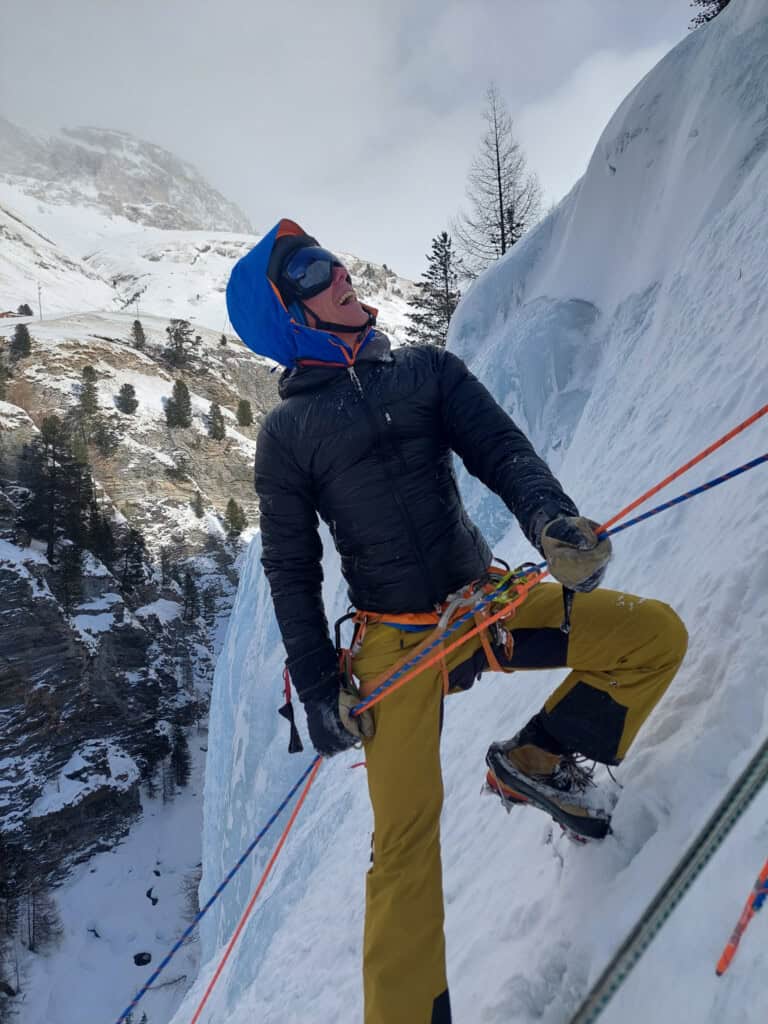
[0,114,253,234]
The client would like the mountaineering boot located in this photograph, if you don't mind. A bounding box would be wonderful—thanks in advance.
[485,725,613,841]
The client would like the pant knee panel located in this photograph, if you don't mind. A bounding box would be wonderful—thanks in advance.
[432,989,452,1023]
[542,681,627,764]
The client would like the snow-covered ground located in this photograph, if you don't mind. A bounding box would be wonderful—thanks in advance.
[0,178,415,342]
[15,735,207,1024]
[160,4,768,1024]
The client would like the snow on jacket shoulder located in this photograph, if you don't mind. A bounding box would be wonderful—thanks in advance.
[254,337,578,698]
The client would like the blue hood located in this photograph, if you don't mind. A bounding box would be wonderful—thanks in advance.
[226,219,376,368]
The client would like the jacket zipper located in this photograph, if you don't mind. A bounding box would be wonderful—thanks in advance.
[347,366,441,608]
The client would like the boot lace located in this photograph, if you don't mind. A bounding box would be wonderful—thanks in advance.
[551,753,596,794]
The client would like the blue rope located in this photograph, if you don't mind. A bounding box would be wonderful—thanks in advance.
[351,451,768,717]
[602,453,768,538]
[113,756,321,1024]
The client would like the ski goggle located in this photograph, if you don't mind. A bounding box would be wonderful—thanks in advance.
[280,246,346,300]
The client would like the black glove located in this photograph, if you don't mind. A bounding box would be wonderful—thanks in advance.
[539,516,612,592]
[303,673,375,758]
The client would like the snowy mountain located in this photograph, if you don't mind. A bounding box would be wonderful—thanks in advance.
[0,117,253,234]
[165,5,768,1024]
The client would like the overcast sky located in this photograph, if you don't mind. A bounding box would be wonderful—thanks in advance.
[0,1,692,278]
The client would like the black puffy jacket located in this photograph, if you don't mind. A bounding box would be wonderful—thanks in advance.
[254,333,578,698]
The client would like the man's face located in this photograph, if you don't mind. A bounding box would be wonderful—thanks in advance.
[302,262,368,330]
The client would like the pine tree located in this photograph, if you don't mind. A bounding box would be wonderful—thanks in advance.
[166,380,192,428]
[219,333,228,346]
[131,319,146,349]
[116,383,139,414]
[0,360,10,401]
[161,756,176,803]
[159,545,173,586]
[17,303,33,317]
[236,399,253,427]
[202,585,217,624]
[208,401,225,441]
[405,232,461,347]
[454,83,542,278]
[165,319,194,367]
[21,881,63,953]
[118,527,148,591]
[224,498,247,538]
[9,324,31,361]
[170,725,192,787]
[59,543,84,615]
[90,417,120,456]
[689,0,731,27]
[182,571,199,621]
[88,501,116,568]
[17,415,69,562]
[191,491,204,518]
[78,366,99,417]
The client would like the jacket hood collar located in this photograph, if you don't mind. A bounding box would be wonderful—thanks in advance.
[226,217,378,368]
[278,331,394,398]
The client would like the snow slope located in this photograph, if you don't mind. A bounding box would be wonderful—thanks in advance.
[163,4,768,1023]
[0,177,416,343]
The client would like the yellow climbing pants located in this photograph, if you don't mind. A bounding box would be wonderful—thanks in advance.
[352,583,687,1024]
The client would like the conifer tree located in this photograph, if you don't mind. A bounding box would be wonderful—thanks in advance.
[202,585,217,623]
[161,757,176,803]
[166,380,192,428]
[236,399,253,427]
[17,303,33,317]
[9,324,31,361]
[59,543,84,615]
[159,545,173,586]
[0,361,10,401]
[17,416,69,562]
[170,725,192,787]
[118,526,148,591]
[224,498,247,538]
[131,319,146,349]
[165,319,194,367]
[207,401,225,441]
[90,417,120,457]
[78,366,99,417]
[191,491,204,518]
[454,83,542,278]
[689,0,730,26]
[182,570,199,621]
[88,501,116,568]
[219,333,228,346]
[405,232,461,347]
[116,383,139,414]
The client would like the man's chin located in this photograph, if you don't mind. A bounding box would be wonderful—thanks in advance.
[337,305,368,327]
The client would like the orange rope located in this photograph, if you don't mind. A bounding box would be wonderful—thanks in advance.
[189,757,322,1024]
[716,857,768,976]
[599,402,768,533]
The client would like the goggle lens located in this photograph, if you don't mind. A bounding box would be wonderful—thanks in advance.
[281,246,344,299]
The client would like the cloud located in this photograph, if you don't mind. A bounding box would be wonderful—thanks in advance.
[516,44,672,206]
[0,0,689,278]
